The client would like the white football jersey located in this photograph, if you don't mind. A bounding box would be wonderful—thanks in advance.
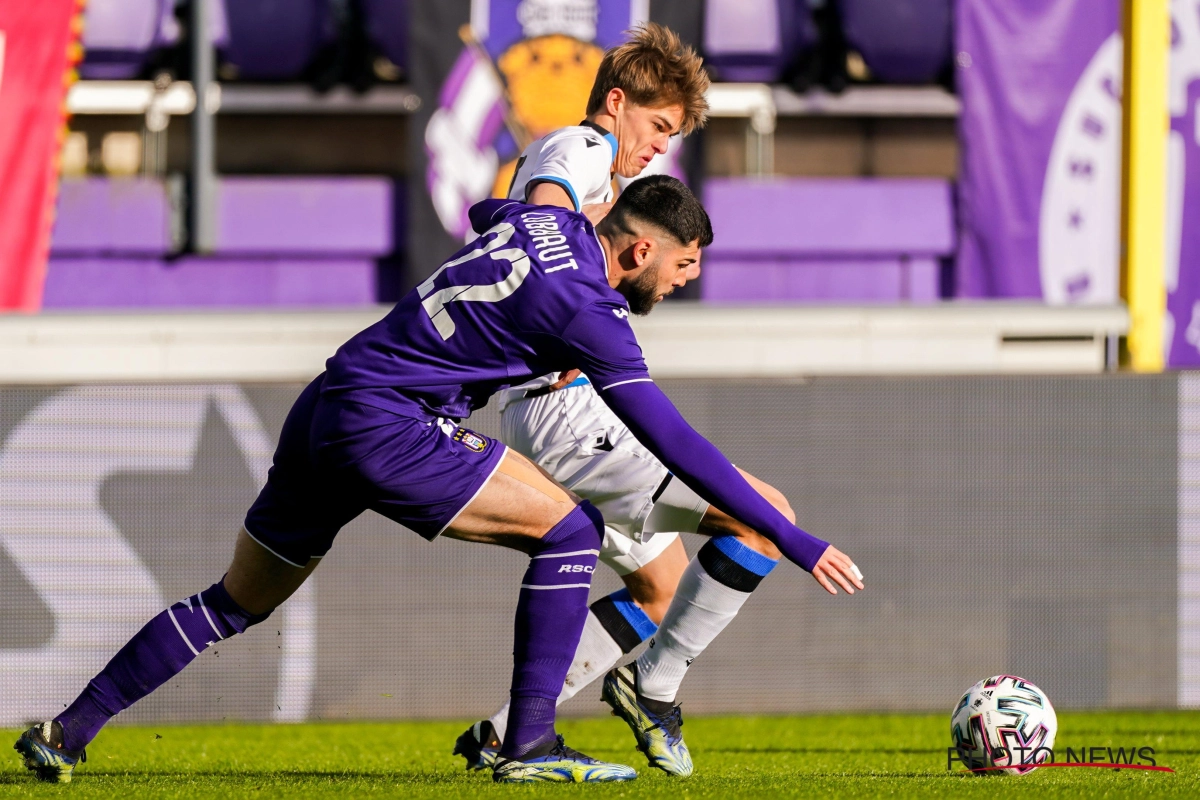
[496,122,617,408]
[506,122,618,210]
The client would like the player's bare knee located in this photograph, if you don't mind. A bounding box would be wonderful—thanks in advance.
[621,574,675,625]
[225,529,317,614]
[734,529,782,561]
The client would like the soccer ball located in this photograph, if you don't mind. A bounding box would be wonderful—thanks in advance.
[951,675,1057,775]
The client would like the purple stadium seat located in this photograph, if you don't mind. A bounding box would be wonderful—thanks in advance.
[213,177,393,256]
[79,0,166,79]
[43,257,377,308]
[51,178,173,256]
[223,0,332,80]
[362,0,408,74]
[704,0,814,83]
[701,177,954,302]
[46,176,396,308]
[836,0,952,83]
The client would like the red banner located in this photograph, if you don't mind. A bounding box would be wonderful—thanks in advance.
[0,0,81,311]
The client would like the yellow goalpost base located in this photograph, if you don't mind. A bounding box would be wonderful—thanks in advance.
[1121,0,1171,372]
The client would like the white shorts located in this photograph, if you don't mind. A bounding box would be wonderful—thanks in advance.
[499,379,710,576]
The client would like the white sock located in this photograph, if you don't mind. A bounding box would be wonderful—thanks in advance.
[635,536,778,702]
[488,591,655,741]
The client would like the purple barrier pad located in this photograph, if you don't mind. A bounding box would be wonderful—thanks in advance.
[43,258,376,309]
[51,179,172,256]
[215,177,393,256]
[704,178,955,258]
[699,257,939,303]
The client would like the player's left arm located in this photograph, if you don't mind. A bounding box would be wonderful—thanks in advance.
[701,472,862,596]
[560,302,863,589]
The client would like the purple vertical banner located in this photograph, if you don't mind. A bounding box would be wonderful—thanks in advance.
[955,0,1121,301]
[1165,2,1200,367]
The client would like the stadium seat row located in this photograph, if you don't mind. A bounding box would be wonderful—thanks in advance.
[700,178,954,303]
[45,177,397,308]
[80,0,408,82]
[46,176,952,307]
[82,0,951,86]
[706,0,953,85]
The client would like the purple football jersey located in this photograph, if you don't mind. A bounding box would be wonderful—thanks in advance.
[323,200,648,420]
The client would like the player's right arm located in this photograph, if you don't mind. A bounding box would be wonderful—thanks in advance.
[561,301,863,592]
[527,181,574,209]
[511,130,613,212]
[528,184,611,226]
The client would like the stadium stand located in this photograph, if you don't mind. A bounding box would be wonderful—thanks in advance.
[700,177,954,302]
[55,1,964,308]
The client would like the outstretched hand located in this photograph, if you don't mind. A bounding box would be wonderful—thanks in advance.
[811,545,864,596]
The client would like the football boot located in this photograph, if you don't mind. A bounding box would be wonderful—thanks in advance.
[601,663,694,777]
[492,735,637,783]
[13,721,86,783]
[452,720,501,771]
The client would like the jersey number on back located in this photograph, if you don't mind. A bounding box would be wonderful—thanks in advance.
[417,222,532,340]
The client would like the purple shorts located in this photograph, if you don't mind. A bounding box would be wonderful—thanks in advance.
[244,375,507,567]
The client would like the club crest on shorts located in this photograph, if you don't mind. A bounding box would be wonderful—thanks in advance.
[453,427,489,453]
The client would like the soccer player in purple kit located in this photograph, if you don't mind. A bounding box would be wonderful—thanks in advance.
[14,176,862,785]
[458,24,864,779]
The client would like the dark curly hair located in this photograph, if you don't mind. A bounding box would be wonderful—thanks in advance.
[597,175,714,248]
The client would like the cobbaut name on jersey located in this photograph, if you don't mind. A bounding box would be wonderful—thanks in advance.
[522,211,579,273]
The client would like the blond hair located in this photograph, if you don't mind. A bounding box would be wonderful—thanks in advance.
[585,23,709,135]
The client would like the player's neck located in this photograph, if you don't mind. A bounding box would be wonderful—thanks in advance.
[596,232,622,289]
[586,112,619,171]
[586,112,616,135]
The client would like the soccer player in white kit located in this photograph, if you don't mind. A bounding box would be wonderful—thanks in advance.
[454,24,864,777]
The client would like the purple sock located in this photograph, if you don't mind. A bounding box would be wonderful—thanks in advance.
[55,579,270,751]
[500,502,604,760]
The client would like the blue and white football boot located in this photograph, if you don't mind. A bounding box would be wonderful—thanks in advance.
[601,663,694,777]
[492,735,637,783]
[452,720,501,771]
[13,721,86,783]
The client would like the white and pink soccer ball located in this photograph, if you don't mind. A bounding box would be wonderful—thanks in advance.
[951,675,1058,775]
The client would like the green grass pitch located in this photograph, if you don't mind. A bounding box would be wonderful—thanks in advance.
[2,712,1197,798]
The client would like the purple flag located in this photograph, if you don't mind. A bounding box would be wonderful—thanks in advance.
[958,0,1200,368]
[955,0,1120,302]
[1165,4,1200,366]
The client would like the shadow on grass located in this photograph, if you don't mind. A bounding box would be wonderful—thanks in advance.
[0,770,471,785]
[698,747,941,755]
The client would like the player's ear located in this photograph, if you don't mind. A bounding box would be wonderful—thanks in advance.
[605,87,626,117]
[631,236,654,268]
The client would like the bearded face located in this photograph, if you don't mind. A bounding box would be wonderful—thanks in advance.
[625,255,669,316]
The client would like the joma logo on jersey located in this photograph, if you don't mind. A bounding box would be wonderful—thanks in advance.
[452,428,488,453]
[557,564,595,574]
[612,308,628,319]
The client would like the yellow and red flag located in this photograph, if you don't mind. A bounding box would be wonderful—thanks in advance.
[0,0,83,311]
